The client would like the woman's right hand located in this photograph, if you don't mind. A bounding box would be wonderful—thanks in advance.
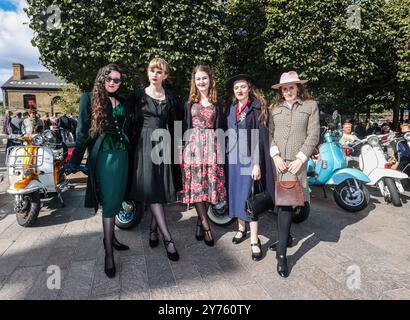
[273,155,287,173]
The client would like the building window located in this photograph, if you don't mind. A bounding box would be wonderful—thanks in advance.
[23,94,37,109]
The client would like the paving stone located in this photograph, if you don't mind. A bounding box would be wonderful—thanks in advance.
[382,288,410,300]
[90,263,121,298]
[235,284,271,300]
[0,266,43,300]
[146,254,176,290]
[206,279,241,300]
[45,246,77,270]
[0,239,13,256]
[149,285,182,300]
[119,255,150,300]
[58,260,95,300]
[170,259,205,295]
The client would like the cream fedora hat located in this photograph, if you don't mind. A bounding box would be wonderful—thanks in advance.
[271,71,308,89]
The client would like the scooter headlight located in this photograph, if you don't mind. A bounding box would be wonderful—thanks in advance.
[32,134,44,146]
[404,132,410,142]
[368,136,380,147]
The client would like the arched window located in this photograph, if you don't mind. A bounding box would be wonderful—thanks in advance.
[51,96,61,106]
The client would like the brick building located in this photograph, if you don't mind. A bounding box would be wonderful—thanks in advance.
[1,63,66,114]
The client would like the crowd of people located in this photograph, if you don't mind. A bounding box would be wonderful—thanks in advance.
[2,109,77,144]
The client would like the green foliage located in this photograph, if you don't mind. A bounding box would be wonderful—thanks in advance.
[25,0,227,97]
[52,84,81,114]
[24,0,410,120]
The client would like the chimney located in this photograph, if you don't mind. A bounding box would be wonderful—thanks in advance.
[12,63,24,80]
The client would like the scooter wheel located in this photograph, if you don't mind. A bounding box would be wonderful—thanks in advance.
[333,180,369,212]
[16,192,41,227]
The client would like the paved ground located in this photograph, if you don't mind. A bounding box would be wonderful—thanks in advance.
[0,141,410,300]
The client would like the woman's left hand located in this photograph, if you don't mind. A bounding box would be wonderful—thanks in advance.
[252,164,261,180]
[287,158,303,175]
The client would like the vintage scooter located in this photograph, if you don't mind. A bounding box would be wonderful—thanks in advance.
[394,132,410,177]
[6,130,86,227]
[348,133,408,206]
[307,128,370,212]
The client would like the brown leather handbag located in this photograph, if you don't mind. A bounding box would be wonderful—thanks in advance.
[275,173,305,207]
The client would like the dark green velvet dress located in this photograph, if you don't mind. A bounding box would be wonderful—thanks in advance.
[96,103,129,218]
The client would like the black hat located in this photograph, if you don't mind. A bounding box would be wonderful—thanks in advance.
[225,74,257,91]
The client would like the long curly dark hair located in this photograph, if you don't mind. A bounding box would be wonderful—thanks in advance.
[90,64,122,136]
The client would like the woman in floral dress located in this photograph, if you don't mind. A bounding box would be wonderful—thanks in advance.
[178,65,226,247]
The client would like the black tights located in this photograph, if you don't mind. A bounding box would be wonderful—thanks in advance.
[149,203,176,253]
[194,202,212,241]
[103,217,115,269]
[277,206,293,257]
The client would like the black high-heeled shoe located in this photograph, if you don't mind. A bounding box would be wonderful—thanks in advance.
[232,228,247,244]
[112,236,129,251]
[268,234,294,251]
[276,254,289,278]
[251,238,263,261]
[163,239,179,261]
[203,229,214,247]
[104,253,116,278]
[149,228,159,248]
[195,220,204,241]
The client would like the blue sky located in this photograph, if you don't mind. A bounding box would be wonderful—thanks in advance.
[0,0,48,102]
[0,1,18,11]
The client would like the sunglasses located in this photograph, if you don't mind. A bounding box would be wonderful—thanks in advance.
[105,76,122,84]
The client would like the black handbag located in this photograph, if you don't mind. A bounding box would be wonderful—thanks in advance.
[246,180,274,219]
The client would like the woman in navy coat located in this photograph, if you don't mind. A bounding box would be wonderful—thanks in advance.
[225,74,274,261]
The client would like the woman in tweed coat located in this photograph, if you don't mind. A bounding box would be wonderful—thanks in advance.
[269,71,320,278]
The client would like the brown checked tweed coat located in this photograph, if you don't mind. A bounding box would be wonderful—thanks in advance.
[269,99,320,202]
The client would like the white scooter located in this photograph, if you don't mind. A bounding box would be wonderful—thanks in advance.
[348,133,408,206]
[6,131,86,227]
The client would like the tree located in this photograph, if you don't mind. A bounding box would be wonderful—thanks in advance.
[384,0,410,128]
[25,0,227,97]
[263,0,392,113]
[52,84,81,115]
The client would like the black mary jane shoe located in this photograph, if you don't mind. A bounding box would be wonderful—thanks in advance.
[112,236,129,251]
[104,254,116,278]
[276,254,289,278]
[163,239,180,261]
[195,220,204,241]
[203,229,214,247]
[251,238,263,261]
[232,228,247,244]
[149,228,159,248]
[268,234,294,251]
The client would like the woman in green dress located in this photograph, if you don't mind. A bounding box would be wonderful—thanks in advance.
[69,64,135,278]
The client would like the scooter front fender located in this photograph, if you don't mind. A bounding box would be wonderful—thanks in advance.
[7,180,43,195]
[326,168,371,185]
[367,168,409,185]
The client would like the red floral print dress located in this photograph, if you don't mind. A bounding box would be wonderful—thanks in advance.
[178,103,226,204]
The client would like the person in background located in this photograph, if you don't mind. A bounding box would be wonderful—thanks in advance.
[10,112,23,134]
[354,121,367,139]
[21,108,38,135]
[2,111,13,135]
[43,113,51,130]
[339,122,359,146]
